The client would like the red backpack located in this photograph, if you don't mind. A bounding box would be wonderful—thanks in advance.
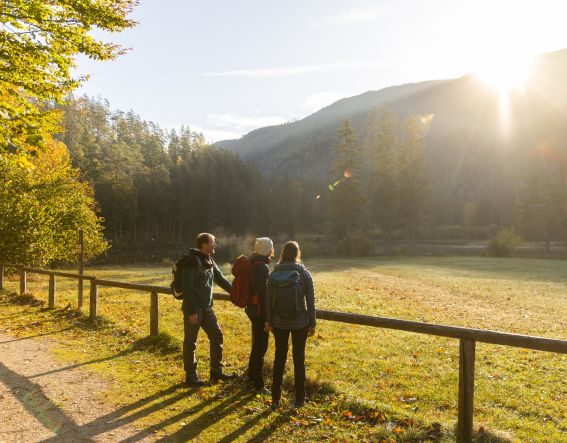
[230,255,263,308]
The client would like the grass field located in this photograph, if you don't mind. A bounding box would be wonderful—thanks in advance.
[1,256,566,442]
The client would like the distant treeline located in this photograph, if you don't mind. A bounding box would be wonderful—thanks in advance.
[59,97,323,244]
[58,96,567,258]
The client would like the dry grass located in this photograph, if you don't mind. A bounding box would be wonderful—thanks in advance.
[1,256,565,442]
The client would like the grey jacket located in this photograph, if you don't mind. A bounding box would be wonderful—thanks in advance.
[265,261,316,330]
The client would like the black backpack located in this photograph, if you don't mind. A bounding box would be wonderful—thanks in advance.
[171,254,202,300]
[269,268,306,318]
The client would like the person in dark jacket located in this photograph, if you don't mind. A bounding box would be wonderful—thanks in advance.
[245,237,274,393]
[182,233,235,387]
[265,241,316,409]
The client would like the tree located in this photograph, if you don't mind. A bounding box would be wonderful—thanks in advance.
[516,162,567,254]
[329,119,363,238]
[0,136,107,266]
[364,106,398,254]
[0,0,138,158]
[398,115,427,254]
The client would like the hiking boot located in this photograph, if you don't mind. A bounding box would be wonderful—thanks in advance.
[185,374,205,387]
[240,375,255,385]
[210,372,237,383]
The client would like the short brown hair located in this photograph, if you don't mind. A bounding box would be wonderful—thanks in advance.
[279,241,301,263]
[196,233,215,249]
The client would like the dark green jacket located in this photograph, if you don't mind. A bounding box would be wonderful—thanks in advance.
[181,249,232,314]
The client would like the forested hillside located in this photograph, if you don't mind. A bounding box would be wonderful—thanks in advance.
[58,97,324,249]
[217,49,567,241]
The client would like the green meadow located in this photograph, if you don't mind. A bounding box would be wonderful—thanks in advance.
[1,256,566,442]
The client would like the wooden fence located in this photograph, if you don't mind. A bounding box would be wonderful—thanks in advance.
[0,263,565,442]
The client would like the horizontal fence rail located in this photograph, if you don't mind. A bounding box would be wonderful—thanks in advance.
[0,262,565,442]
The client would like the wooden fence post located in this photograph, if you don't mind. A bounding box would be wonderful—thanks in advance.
[48,274,56,309]
[150,291,159,337]
[89,280,98,323]
[0,265,4,290]
[19,268,26,296]
[457,338,476,442]
[78,229,84,308]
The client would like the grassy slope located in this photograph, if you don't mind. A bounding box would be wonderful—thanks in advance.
[0,256,565,442]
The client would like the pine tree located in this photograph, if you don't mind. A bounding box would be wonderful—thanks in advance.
[398,115,427,254]
[364,106,398,254]
[329,119,363,238]
[516,162,567,254]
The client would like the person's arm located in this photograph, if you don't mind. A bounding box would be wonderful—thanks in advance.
[257,264,270,321]
[265,279,273,330]
[304,270,316,329]
[213,265,232,293]
[182,266,197,315]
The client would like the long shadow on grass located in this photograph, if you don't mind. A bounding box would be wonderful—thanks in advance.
[0,327,75,344]
[153,385,256,442]
[29,331,180,380]
[40,383,215,442]
[0,361,86,438]
[28,349,132,379]
[216,408,273,443]
[0,311,32,321]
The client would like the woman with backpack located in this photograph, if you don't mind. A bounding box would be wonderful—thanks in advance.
[265,241,316,409]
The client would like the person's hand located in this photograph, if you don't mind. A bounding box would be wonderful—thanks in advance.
[308,327,316,337]
[264,322,272,333]
[189,313,198,325]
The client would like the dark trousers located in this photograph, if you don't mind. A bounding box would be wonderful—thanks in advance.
[246,311,269,389]
[183,307,224,379]
[272,327,308,403]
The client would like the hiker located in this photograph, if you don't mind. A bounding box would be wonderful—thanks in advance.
[245,237,274,393]
[265,241,316,409]
[180,233,235,387]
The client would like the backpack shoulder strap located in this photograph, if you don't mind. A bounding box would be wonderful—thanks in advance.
[195,255,203,272]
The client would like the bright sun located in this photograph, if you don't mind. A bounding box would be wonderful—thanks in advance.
[475,56,534,92]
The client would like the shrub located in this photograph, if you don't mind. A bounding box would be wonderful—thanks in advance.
[485,228,523,257]
[336,230,371,256]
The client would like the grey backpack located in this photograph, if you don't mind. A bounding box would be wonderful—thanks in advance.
[269,269,305,318]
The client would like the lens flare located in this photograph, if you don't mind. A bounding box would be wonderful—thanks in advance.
[420,114,434,124]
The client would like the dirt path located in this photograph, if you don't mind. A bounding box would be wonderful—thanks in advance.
[0,333,154,443]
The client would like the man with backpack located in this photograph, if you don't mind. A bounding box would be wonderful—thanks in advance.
[174,233,235,387]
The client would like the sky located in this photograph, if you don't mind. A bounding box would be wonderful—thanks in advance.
[75,0,567,142]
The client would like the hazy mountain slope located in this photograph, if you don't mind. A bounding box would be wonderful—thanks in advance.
[215,49,567,225]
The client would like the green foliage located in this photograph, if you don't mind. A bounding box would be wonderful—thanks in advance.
[398,115,428,253]
[0,137,107,266]
[59,97,325,243]
[329,119,364,238]
[364,106,398,253]
[486,228,523,257]
[516,158,567,252]
[0,0,137,155]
